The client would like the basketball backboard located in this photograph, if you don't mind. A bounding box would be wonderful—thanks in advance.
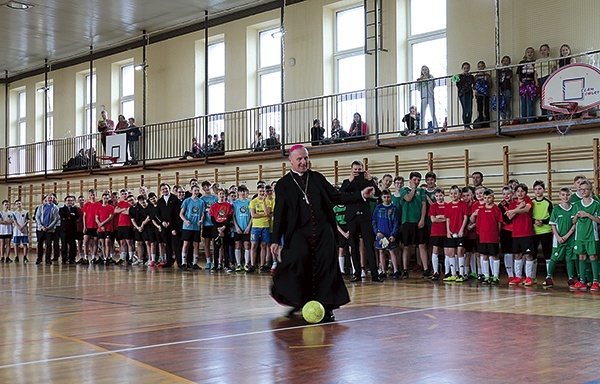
[541,63,600,113]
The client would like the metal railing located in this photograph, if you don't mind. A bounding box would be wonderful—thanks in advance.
[3,49,600,179]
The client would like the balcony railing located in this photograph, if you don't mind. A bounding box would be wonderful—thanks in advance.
[3,49,600,179]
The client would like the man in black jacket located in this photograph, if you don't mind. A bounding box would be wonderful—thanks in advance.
[156,183,179,267]
[340,161,383,282]
[59,195,80,264]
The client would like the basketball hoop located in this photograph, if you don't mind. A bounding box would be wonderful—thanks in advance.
[549,101,578,136]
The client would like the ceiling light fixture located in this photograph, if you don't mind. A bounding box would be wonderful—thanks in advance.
[5,1,33,10]
[134,62,148,71]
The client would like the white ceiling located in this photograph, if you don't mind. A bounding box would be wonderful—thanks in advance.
[0,0,278,78]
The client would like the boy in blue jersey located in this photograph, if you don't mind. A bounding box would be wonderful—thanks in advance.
[200,180,218,269]
[232,185,252,272]
[372,190,400,279]
[179,185,205,270]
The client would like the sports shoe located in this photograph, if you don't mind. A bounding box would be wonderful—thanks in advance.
[469,272,478,280]
[245,264,256,273]
[443,275,457,282]
[524,277,534,286]
[401,269,409,279]
[14,256,19,263]
[567,279,576,287]
[431,272,439,281]
[361,269,367,278]
[180,264,188,271]
[542,278,554,288]
[392,271,400,280]
[131,259,143,266]
[590,282,600,292]
[455,275,464,283]
[491,276,500,285]
[235,264,243,272]
[259,265,268,273]
[81,259,90,265]
[5,257,13,263]
[482,276,490,284]
[422,269,432,278]
[191,264,202,270]
[378,272,386,279]
[205,262,212,270]
[509,276,522,285]
[572,281,588,291]
[507,276,514,284]
[477,274,485,282]
[23,256,29,264]
[148,260,156,267]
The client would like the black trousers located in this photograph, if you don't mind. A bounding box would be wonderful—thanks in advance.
[37,230,56,263]
[347,216,378,277]
[61,228,77,263]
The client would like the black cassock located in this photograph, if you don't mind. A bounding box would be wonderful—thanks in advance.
[270,169,363,310]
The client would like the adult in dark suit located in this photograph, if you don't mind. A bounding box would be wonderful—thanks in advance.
[59,195,80,264]
[340,160,382,282]
[270,144,376,321]
[156,183,179,267]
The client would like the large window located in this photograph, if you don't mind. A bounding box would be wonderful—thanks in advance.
[207,41,225,139]
[335,6,366,128]
[45,85,54,170]
[84,73,97,134]
[409,0,447,131]
[16,91,26,175]
[257,27,282,141]
[120,64,135,119]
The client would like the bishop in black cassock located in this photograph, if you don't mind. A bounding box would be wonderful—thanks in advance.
[270,144,375,321]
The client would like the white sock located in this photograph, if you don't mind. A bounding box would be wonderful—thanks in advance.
[504,253,514,277]
[458,257,465,276]
[339,256,345,272]
[546,259,550,275]
[532,259,538,279]
[193,254,199,265]
[207,257,212,264]
[244,250,250,265]
[151,254,156,262]
[445,256,451,274]
[492,259,500,277]
[448,256,456,275]
[470,254,477,274]
[482,259,490,277]
[514,259,523,278]
[526,260,534,278]
[235,249,241,265]
[478,255,484,274]
[120,252,126,260]
[182,253,187,265]
[432,253,439,274]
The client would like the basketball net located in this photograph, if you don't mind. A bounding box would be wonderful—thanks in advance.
[550,102,578,136]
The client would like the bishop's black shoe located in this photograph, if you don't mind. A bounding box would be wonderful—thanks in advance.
[322,309,335,322]
[286,307,301,318]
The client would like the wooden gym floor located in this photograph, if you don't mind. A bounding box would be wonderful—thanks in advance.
[0,263,599,384]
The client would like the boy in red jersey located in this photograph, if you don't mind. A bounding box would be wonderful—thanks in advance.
[428,188,446,280]
[81,189,102,265]
[96,192,115,264]
[210,189,234,271]
[471,189,504,284]
[506,183,535,286]
[116,191,136,264]
[498,186,515,282]
[442,185,469,282]
[472,186,487,280]
[461,187,477,279]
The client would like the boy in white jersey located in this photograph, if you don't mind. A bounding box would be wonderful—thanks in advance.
[12,199,30,263]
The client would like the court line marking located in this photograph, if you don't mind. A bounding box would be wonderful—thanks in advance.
[0,293,547,370]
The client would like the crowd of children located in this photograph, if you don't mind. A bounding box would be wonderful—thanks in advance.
[0,170,598,292]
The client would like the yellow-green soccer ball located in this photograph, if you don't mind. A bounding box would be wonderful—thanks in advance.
[302,300,325,323]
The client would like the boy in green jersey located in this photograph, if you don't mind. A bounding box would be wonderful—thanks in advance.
[544,187,576,288]
[400,171,427,278]
[571,180,600,292]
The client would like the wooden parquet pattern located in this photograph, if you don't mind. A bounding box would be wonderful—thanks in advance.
[1,264,599,383]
